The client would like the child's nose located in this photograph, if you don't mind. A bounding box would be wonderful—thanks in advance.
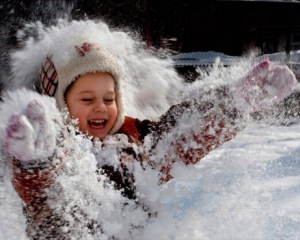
[94,102,107,113]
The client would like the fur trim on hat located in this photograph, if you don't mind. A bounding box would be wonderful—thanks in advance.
[40,42,124,135]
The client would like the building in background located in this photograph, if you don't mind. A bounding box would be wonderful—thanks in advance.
[145,0,300,56]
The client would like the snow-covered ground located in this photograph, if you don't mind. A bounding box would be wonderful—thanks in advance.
[160,122,300,239]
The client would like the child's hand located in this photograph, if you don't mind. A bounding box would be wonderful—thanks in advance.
[3,99,56,161]
[233,60,297,112]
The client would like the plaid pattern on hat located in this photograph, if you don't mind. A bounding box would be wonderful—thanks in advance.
[40,57,58,97]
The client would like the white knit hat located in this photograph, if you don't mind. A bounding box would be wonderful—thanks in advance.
[40,42,124,134]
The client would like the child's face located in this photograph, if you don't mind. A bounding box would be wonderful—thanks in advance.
[65,72,118,140]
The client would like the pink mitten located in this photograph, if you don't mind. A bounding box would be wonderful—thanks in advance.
[3,100,56,161]
[233,60,297,112]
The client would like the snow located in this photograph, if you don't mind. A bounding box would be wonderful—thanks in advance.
[1,83,300,240]
[136,122,300,239]
[190,123,300,239]
[0,19,300,239]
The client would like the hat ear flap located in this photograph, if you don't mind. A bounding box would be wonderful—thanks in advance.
[40,56,58,97]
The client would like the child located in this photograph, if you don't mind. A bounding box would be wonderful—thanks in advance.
[1,20,297,239]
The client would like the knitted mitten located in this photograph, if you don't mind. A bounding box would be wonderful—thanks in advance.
[3,99,56,161]
[233,60,297,113]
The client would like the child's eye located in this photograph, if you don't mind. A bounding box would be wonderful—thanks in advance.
[82,98,93,102]
[104,99,114,103]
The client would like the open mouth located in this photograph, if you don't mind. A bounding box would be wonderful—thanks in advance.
[88,119,106,129]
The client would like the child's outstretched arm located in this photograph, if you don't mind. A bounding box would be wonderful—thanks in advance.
[0,89,63,234]
[147,60,297,182]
